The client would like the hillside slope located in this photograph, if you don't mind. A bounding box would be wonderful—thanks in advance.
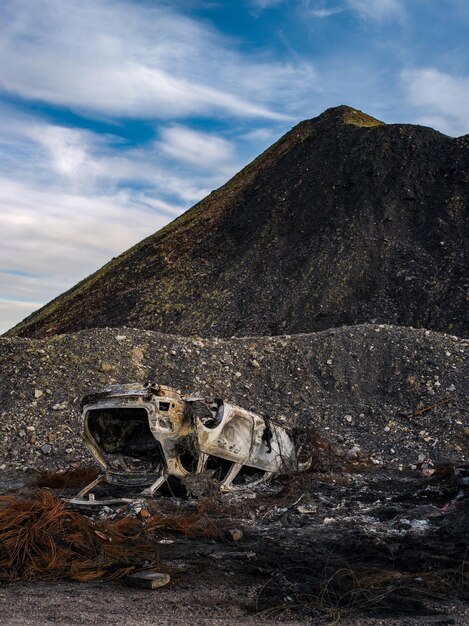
[6,105,469,339]
[1,324,468,468]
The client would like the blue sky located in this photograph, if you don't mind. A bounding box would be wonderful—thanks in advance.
[1,0,469,333]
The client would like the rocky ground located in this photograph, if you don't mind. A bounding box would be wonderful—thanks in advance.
[0,466,468,625]
[0,323,468,472]
[0,322,468,624]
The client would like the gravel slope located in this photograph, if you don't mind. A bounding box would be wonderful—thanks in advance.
[1,323,467,470]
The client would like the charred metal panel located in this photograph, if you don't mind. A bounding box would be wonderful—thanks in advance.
[77,383,309,501]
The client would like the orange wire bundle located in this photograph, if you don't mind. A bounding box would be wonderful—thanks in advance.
[0,490,215,582]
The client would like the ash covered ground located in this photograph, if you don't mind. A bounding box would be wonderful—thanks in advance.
[0,466,468,625]
[0,323,468,624]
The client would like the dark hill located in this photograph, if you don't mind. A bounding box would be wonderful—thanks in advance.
[6,105,469,339]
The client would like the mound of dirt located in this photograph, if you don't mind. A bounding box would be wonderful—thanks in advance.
[0,324,467,470]
[7,106,469,340]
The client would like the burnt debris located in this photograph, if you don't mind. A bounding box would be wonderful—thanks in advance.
[74,382,311,503]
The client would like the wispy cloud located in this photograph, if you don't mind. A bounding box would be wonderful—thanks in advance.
[347,0,405,22]
[249,0,285,8]
[0,0,307,121]
[0,300,45,334]
[159,126,235,169]
[0,173,169,334]
[402,68,469,136]
[0,176,163,277]
[26,125,91,180]
[0,106,247,332]
[0,103,232,198]
[298,0,404,22]
[308,7,343,18]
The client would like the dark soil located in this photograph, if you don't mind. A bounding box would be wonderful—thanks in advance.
[7,106,469,340]
[0,468,468,625]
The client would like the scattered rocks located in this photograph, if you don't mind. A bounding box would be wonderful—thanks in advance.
[422,468,436,477]
[99,362,114,373]
[345,446,361,461]
[130,347,144,363]
[124,572,170,590]
[225,529,243,542]
[52,402,68,411]
[0,324,468,469]
[297,503,318,515]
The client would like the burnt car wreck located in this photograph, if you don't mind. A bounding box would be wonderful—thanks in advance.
[73,383,310,502]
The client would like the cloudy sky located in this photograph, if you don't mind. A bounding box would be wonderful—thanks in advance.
[1,0,469,333]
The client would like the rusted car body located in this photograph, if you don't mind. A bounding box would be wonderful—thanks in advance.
[74,383,309,501]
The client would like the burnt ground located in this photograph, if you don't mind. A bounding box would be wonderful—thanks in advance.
[0,467,468,625]
[0,323,468,623]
